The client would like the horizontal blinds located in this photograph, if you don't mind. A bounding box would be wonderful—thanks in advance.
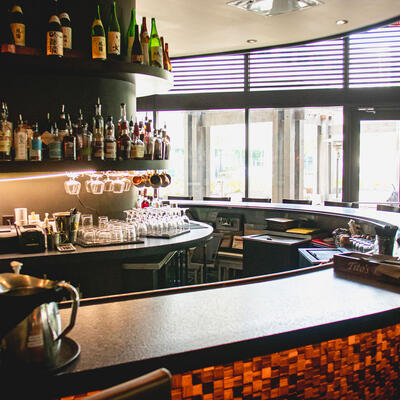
[170,54,245,93]
[248,39,344,91]
[349,24,400,88]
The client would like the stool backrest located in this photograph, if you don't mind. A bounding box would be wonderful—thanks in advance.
[191,233,224,265]
[86,368,171,400]
[377,204,400,213]
[242,197,271,203]
[324,201,353,207]
[203,196,231,201]
[168,196,193,200]
[282,199,312,205]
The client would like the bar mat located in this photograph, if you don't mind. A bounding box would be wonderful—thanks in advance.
[76,240,144,248]
[146,229,190,239]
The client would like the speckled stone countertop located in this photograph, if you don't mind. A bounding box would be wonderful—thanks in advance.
[54,265,400,395]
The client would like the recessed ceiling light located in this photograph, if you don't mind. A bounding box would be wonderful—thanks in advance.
[227,0,323,17]
[247,39,258,43]
[336,19,348,25]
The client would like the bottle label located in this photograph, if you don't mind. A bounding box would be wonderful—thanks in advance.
[31,138,42,151]
[10,23,25,46]
[47,31,63,57]
[41,131,54,146]
[127,36,134,57]
[107,31,121,55]
[64,142,75,158]
[14,131,27,160]
[141,35,149,65]
[150,46,163,67]
[49,141,62,159]
[105,141,117,159]
[61,26,72,49]
[92,36,106,59]
[131,145,144,159]
[0,137,11,154]
[93,138,104,158]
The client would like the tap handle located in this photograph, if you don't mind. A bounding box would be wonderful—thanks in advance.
[10,261,23,274]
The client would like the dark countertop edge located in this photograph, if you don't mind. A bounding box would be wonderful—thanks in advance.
[179,201,400,229]
[51,306,400,397]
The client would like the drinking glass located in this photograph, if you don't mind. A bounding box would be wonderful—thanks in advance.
[91,174,105,195]
[82,214,94,229]
[98,216,109,230]
[103,173,114,192]
[64,176,81,195]
[112,174,125,194]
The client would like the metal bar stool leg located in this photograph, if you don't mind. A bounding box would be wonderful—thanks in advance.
[202,243,207,283]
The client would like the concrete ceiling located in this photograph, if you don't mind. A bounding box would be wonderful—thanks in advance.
[136,0,400,58]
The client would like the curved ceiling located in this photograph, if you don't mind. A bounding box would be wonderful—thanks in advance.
[136,0,400,58]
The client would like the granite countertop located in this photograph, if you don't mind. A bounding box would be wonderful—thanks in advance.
[55,265,400,395]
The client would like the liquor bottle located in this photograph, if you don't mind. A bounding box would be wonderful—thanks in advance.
[59,8,72,50]
[165,42,172,72]
[57,105,68,140]
[161,37,168,70]
[139,120,145,141]
[126,8,135,59]
[48,122,62,160]
[117,108,131,160]
[14,114,28,161]
[141,188,150,208]
[80,116,92,162]
[1,21,16,54]
[149,18,162,68]
[130,121,144,160]
[117,103,128,139]
[92,3,106,60]
[144,119,154,160]
[162,123,170,160]
[107,1,121,59]
[92,98,104,160]
[153,129,163,160]
[131,24,143,64]
[140,17,149,65]
[62,116,76,160]
[105,116,116,160]
[10,4,25,47]
[0,102,12,161]
[73,109,84,159]
[40,113,53,160]
[129,115,134,136]
[30,123,42,161]
[46,3,63,57]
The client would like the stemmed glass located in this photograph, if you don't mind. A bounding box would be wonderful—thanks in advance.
[64,173,81,195]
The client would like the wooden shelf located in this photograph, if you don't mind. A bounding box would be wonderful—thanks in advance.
[0,159,170,173]
[0,53,173,97]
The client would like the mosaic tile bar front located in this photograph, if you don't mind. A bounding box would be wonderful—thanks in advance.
[60,323,400,400]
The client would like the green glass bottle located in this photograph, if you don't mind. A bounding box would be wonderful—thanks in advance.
[91,3,106,60]
[126,8,135,59]
[149,18,162,68]
[107,1,120,59]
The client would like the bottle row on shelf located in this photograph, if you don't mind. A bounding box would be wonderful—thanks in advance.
[0,100,171,162]
[2,1,172,70]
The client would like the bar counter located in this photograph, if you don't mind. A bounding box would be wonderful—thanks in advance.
[45,264,400,398]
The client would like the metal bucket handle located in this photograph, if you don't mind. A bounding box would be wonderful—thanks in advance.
[56,282,80,340]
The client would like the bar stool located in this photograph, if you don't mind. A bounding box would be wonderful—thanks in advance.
[377,204,400,212]
[203,196,231,201]
[324,200,353,207]
[242,197,271,203]
[168,196,194,200]
[282,199,312,205]
[85,368,171,400]
[188,233,224,283]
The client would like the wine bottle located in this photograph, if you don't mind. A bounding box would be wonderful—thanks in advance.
[117,103,128,139]
[9,4,25,47]
[80,112,92,161]
[131,24,143,64]
[47,3,63,57]
[92,97,104,160]
[72,109,84,159]
[0,102,12,161]
[130,120,144,160]
[1,21,16,54]
[107,1,121,59]
[117,106,131,160]
[153,129,163,160]
[14,114,28,161]
[140,17,149,65]
[149,18,162,68]
[126,8,135,59]
[105,116,116,160]
[160,36,168,70]
[91,3,106,60]
[30,123,42,162]
[59,9,72,50]
[165,42,172,72]
[162,123,170,160]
